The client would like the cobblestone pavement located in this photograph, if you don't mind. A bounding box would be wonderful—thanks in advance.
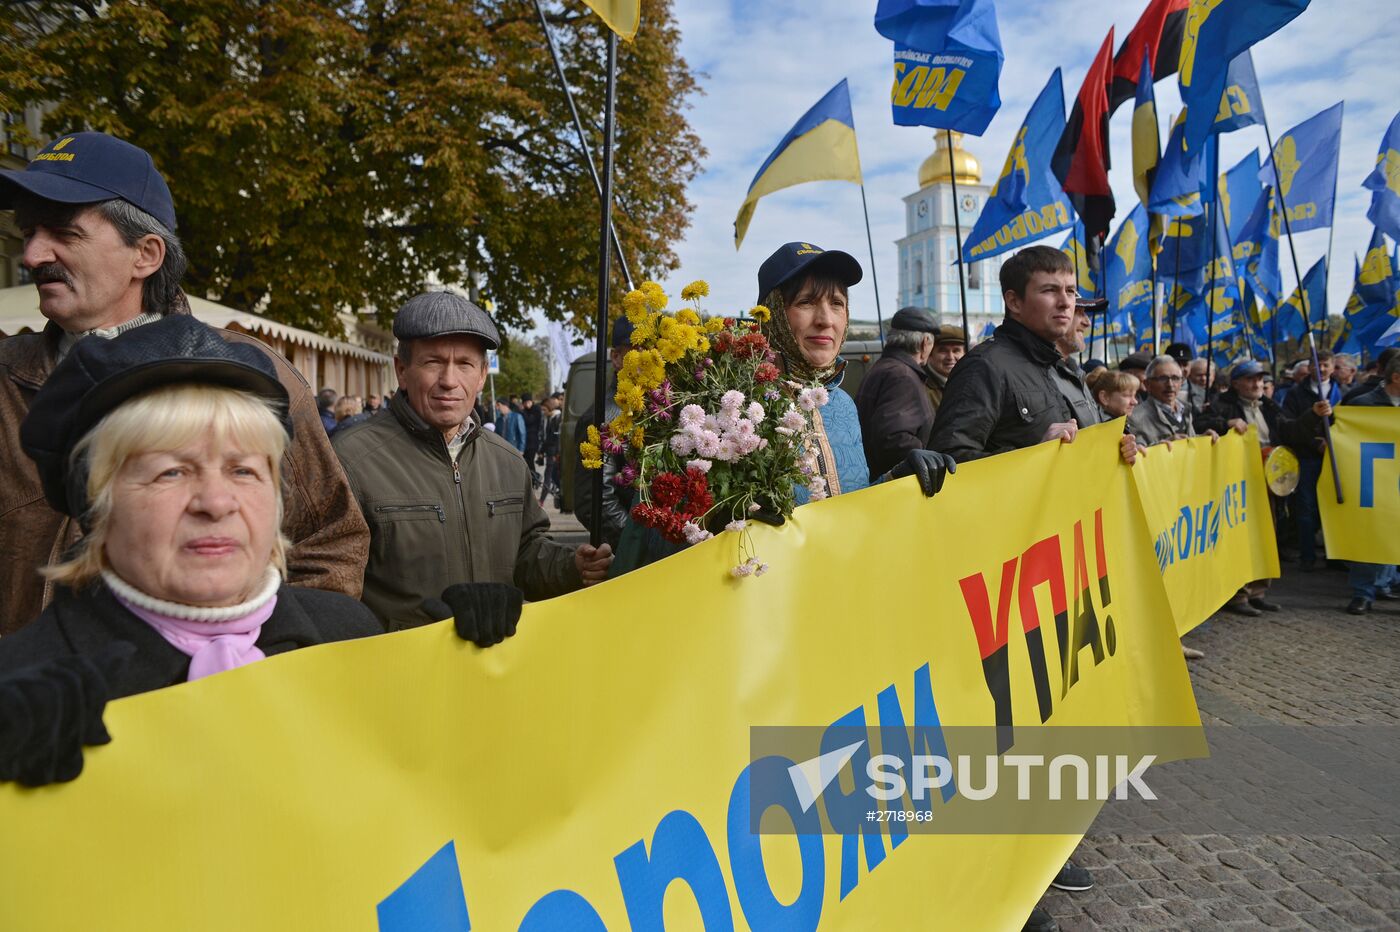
[1041,567,1400,930]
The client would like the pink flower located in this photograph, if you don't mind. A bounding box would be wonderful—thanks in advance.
[720,389,745,412]
[746,401,765,422]
[780,408,806,432]
[679,404,706,428]
[686,458,713,473]
[730,563,752,578]
[682,521,712,545]
[669,431,696,456]
[696,430,722,458]
[715,436,740,462]
[725,519,747,533]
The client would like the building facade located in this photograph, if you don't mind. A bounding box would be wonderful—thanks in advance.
[896,132,1005,341]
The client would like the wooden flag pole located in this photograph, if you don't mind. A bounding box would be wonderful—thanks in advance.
[946,129,971,341]
[590,31,620,547]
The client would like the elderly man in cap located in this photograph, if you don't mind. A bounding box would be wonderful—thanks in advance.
[333,292,611,630]
[1126,355,1218,447]
[923,324,966,417]
[855,307,939,480]
[0,131,369,633]
[1052,297,1109,429]
[1201,359,1329,616]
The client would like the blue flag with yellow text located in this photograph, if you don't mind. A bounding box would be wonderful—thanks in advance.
[1275,256,1327,340]
[1211,50,1264,136]
[1106,203,1154,335]
[961,69,1073,262]
[1150,112,1205,218]
[734,80,862,249]
[1363,110,1400,243]
[1259,102,1343,235]
[1060,220,1100,296]
[879,0,1004,134]
[1179,0,1310,153]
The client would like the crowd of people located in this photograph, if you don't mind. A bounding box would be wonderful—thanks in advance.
[0,131,1393,932]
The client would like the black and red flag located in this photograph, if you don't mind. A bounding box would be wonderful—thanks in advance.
[1108,0,1190,114]
[1052,28,1116,245]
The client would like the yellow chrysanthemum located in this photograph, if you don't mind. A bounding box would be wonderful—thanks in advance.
[656,338,685,364]
[704,316,726,334]
[680,280,710,301]
[640,280,669,311]
[630,427,645,448]
[750,305,772,324]
[623,290,648,325]
[608,412,634,437]
[616,383,645,413]
[676,308,700,327]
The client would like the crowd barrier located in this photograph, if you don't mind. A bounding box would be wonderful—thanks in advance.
[0,420,1313,931]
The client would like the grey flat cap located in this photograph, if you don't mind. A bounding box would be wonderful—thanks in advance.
[890,306,937,333]
[392,291,501,350]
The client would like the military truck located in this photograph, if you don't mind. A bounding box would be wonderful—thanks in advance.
[558,339,885,513]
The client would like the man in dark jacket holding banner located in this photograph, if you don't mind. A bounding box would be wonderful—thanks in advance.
[855,307,938,481]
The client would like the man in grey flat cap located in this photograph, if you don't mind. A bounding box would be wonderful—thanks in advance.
[333,292,612,630]
[854,306,938,481]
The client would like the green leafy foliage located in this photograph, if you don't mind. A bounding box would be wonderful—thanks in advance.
[0,0,703,336]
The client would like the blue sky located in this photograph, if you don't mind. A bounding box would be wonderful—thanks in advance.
[640,0,1400,331]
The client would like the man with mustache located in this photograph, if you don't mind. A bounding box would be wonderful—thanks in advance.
[0,132,370,631]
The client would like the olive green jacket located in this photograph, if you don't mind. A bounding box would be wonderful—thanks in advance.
[333,391,581,629]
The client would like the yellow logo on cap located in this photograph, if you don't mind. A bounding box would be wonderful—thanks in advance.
[52,137,74,151]
[33,135,77,163]
[795,243,823,256]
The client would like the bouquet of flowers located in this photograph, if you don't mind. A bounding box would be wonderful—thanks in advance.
[579,280,830,576]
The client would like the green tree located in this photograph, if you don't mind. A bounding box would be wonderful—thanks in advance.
[0,0,703,336]
[491,332,549,400]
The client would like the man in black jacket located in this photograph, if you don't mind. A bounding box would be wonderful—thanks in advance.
[521,393,544,488]
[1341,354,1399,613]
[855,307,937,480]
[927,246,1136,465]
[1201,360,1328,615]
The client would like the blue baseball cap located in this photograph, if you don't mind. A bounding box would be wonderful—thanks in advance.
[756,242,862,306]
[0,132,177,231]
[1231,359,1267,380]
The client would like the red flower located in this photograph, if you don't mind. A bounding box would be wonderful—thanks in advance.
[650,471,685,509]
[754,362,779,383]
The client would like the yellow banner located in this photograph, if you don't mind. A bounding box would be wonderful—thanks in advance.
[1130,428,1280,634]
[0,424,1202,931]
[1320,407,1400,564]
[581,0,641,40]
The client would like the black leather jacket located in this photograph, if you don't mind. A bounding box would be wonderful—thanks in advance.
[927,319,1077,462]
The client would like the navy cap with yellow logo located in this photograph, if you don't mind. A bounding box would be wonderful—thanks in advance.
[0,132,177,231]
[756,241,862,306]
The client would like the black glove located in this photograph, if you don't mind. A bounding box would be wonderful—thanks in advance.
[423,583,524,648]
[750,510,786,527]
[889,449,957,498]
[0,642,132,787]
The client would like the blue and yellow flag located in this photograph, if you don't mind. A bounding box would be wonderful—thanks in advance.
[1149,111,1205,218]
[1220,150,1262,245]
[879,0,1005,134]
[580,0,640,40]
[1131,49,1161,208]
[1334,257,1372,356]
[1357,226,1395,309]
[1236,184,1282,307]
[1178,0,1310,153]
[1363,110,1400,244]
[1060,220,1100,296]
[734,80,863,249]
[1106,203,1154,337]
[1211,49,1264,136]
[1259,101,1343,236]
[1274,256,1327,340]
[961,69,1073,262]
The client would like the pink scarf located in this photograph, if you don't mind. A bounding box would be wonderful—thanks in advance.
[104,569,279,682]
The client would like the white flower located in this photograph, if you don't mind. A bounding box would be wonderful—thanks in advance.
[776,426,795,436]
[730,562,753,578]
[696,430,722,458]
[808,475,828,501]
[720,389,745,412]
[797,389,819,412]
[682,521,712,545]
[780,408,806,432]
[746,401,765,422]
[747,502,761,512]
[811,386,830,407]
[669,431,696,456]
[725,519,747,533]
[679,404,707,428]
[686,458,713,473]
[715,436,740,462]
[732,418,756,437]
[754,562,770,577]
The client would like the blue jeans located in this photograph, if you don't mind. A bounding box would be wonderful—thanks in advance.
[1347,563,1397,601]
[1296,456,1323,564]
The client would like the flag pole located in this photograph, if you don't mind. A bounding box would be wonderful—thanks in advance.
[859,183,886,343]
[534,0,635,292]
[1169,221,1183,344]
[590,31,620,547]
[945,129,971,341]
[1206,138,1218,371]
[1262,115,1343,505]
[1150,229,1160,353]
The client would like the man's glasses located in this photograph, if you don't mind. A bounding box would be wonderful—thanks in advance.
[1148,375,1184,384]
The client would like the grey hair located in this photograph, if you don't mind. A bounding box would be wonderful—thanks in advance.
[1145,354,1180,379]
[885,329,930,355]
[96,198,187,315]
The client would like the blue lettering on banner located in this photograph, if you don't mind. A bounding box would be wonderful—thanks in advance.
[1153,481,1246,574]
[1358,442,1395,509]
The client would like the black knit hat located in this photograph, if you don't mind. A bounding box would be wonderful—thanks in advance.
[20,314,290,527]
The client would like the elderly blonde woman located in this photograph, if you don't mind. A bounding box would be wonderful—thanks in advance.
[0,316,381,725]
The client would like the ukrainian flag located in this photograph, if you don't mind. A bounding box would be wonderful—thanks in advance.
[581,0,640,40]
[734,80,863,249]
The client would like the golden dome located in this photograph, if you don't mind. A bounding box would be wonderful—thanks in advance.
[918,131,982,188]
